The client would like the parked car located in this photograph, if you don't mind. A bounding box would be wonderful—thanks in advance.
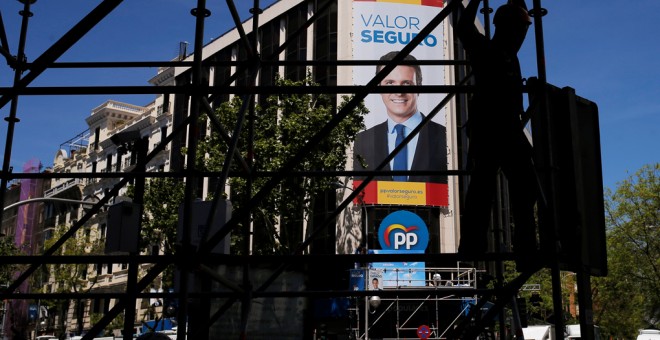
[637,329,660,340]
[564,324,603,340]
[522,325,554,340]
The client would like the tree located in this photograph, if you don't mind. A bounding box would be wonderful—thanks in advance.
[497,262,577,330]
[43,223,104,338]
[593,163,660,337]
[0,235,21,284]
[0,236,28,339]
[137,176,185,291]
[140,177,185,256]
[197,75,368,254]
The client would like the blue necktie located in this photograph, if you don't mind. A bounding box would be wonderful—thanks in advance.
[393,124,407,181]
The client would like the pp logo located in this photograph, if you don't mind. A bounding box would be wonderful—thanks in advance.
[378,210,429,251]
[384,224,419,250]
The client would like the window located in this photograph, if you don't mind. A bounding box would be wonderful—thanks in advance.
[106,154,112,172]
[211,49,232,107]
[92,298,101,314]
[160,126,167,146]
[313,0,338,87]
[94,127,100,150]
[116,153,122,171]
[285,4,309,81]
[99,223,106,239]
[162,94,170,114]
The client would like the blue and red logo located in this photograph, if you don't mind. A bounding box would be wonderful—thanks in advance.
[378,210,429,251]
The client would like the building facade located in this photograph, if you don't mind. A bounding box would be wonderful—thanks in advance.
[36,97,174,336]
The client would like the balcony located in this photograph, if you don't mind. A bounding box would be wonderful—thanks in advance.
[44,178,85,198]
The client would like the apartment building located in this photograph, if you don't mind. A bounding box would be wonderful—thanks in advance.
[38,95,173,335]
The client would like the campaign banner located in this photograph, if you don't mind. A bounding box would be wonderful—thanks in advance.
[353,180,448,206]
[351,0,449,207]
[349,269,367,291]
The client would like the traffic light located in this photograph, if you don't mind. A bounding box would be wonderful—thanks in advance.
[529,292,542,307]
[163,288,178,318]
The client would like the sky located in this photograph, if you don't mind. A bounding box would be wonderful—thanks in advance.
[0,0,658,192]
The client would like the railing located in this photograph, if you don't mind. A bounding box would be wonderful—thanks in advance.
[44,178,85,197]
[92,100,149,115]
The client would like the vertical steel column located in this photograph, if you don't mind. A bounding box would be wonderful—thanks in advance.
[0,0,33,234]
[482,0,492,39]
[176,1,208,339]
[239,1,260,336]
[529,1,564,339]
[122,137,147,339]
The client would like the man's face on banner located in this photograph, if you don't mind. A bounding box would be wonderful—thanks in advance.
[379,65,419,123]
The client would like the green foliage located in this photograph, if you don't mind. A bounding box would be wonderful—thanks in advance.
[44,224,103,294]
[593,163,660,337]
[197,75,368,254]
[89,312,124,336]
[42,224,105,337]
[141,176,185,255]
[138,175,185,289]
[0,236,22,284]
[498,262,577,326]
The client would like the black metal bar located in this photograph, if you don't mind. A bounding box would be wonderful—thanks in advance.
[122,136,147,340]
[0,11,11,55]
[5,287,502,300]
[0,84,476,95]
[0,252,520,266]
[175,0,209,338]
[225,0,255,58]
[37,58,468,68]
[0,0,124,111]
[2,169,469,181]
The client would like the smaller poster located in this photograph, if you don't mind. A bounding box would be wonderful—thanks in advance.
[349,269,367,291]
[371,250,426,288]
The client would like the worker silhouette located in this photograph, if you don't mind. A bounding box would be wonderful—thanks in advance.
[456,0,539,267]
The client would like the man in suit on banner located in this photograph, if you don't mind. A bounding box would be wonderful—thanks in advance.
[353,51,447,184]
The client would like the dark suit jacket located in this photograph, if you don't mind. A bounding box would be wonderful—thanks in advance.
[353,117,447,183]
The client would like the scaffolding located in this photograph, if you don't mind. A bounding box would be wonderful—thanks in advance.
[0,0,605,339]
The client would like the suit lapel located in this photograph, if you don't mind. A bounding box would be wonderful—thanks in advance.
[373,122,391,171]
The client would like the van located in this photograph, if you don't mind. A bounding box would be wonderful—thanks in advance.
[523,325,554,340]
[637,329,660,340]
[564,324,603,340]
